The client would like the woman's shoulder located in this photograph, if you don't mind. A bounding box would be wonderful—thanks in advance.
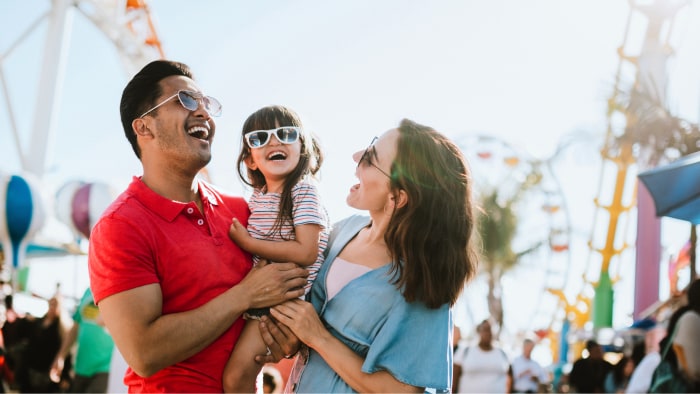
[332,215,370,232]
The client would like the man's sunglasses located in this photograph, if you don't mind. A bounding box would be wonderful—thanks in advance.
[139,90,222,118]
[244,127,301,149]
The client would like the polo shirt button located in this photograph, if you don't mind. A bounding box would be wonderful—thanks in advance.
[197,219,204,225]
[187,207,194,214]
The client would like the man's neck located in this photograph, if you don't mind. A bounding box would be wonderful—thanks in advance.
[142,170,200,204]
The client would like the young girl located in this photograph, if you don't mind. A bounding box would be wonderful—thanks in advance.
[223,105,329,393]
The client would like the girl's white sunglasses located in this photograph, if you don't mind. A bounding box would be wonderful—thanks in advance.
[244,127,301,148]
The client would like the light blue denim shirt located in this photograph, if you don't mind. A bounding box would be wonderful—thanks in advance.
[288,215,453,393]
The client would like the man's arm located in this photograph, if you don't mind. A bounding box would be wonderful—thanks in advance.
[50,322,78,381]
[98,262,308,377]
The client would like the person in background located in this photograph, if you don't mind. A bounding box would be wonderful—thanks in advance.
[603,355,634,393]
[511,338,549,393]
[261,365,283,394]
[267,120,478,392]
[672,278,700,390]
[88,60,308,392]
[51,287,114,393]
[16,293,72,393]
[625,326,663,393]
[453,319,512,393]
[453,325,462,354]
[1,293,31,391]
[568,339,612,393]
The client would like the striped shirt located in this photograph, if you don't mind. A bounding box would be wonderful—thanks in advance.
[248,180,329,291]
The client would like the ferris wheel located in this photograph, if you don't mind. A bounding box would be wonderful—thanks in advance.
[1,0,164,179]
[0,0,163,293]
[456,133,572,338]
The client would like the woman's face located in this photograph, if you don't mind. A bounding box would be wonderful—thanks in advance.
[347,129,398,212]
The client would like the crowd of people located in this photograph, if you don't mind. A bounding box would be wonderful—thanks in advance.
[0,58,698,393]
[0,286,114,393]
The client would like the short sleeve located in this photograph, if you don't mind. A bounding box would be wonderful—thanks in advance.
[453,344,468,367]
[291,182,328,228]
[361,301,453,390]
[89,213,160,304]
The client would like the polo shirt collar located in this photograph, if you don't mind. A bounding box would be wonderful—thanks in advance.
[129,176,219,222]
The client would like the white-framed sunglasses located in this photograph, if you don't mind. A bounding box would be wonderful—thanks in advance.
[244,126,302,148]
[139,90,222,118]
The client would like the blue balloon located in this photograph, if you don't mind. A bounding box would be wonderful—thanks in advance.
[6,175,34,268]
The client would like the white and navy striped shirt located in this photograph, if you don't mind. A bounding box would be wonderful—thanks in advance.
[247,180,329,291]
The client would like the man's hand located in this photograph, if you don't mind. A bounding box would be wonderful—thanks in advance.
[239,261,308,310]
[255,315,301,364]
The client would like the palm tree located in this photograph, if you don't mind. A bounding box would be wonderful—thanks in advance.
[476,166,544,335]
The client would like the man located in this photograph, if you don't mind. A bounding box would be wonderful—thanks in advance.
[625,327,663,393]
[568,339,612,393]
[88,60,307,392]
[453,319,512,393]
[51,287,114,393]
[511,338,548,393]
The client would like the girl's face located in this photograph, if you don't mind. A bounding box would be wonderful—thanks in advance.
[245,122,302,193]
[347,128,398,212]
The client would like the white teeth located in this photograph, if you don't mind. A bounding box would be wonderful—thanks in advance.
[267,151,286,160]
[187,126,209,139]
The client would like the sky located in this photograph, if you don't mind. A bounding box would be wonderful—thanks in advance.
[3,0,700,353]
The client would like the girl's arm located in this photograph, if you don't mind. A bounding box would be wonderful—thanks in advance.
[229,218,320,265]
[270,300,424,393]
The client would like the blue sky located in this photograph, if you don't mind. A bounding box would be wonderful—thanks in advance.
[3,0,700,344]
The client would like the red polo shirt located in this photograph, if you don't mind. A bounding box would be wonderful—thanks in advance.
[89,177,251,392]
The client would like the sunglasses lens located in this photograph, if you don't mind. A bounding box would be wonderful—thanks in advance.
[178,91,199,111]
[178,91,222,116]
[277,127,299,143]
[246,131,269,148]
[203,96,222,116]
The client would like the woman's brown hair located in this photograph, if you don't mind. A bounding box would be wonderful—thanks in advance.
[384,119,478,308]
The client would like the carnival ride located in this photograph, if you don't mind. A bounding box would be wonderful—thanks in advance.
[546,0,700,375]
[0,0,163,294]
[458,0,700,373]
[457,134,572,338]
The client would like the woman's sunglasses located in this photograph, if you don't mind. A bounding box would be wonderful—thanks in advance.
[244,127,301,148]
[139,90,222,118]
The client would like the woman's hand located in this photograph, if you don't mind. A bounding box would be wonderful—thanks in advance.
[269,299,328,347]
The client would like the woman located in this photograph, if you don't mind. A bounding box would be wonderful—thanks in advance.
[16,294,72,392]
[269,119,478,392]
[672,278,700,390]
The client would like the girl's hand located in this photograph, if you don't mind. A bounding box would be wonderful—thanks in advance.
[270,299,328,347]
[229,217,252,247]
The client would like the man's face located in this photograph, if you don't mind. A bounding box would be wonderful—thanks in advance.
[478,322,493,343]
[137,75,217,171]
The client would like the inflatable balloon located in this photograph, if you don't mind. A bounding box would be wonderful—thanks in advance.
[55,181,116,240]
[55,180,85,238]
[0,173,47,289]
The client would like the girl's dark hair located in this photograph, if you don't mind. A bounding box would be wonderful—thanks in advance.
[120,60,193,159]
[384,119,478,308]
[236,105,323,237]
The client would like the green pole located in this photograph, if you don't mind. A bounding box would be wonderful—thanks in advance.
[593,271,614,328]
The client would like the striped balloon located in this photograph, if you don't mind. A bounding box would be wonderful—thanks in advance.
[55,181,116,240]
[0,173,46,284]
